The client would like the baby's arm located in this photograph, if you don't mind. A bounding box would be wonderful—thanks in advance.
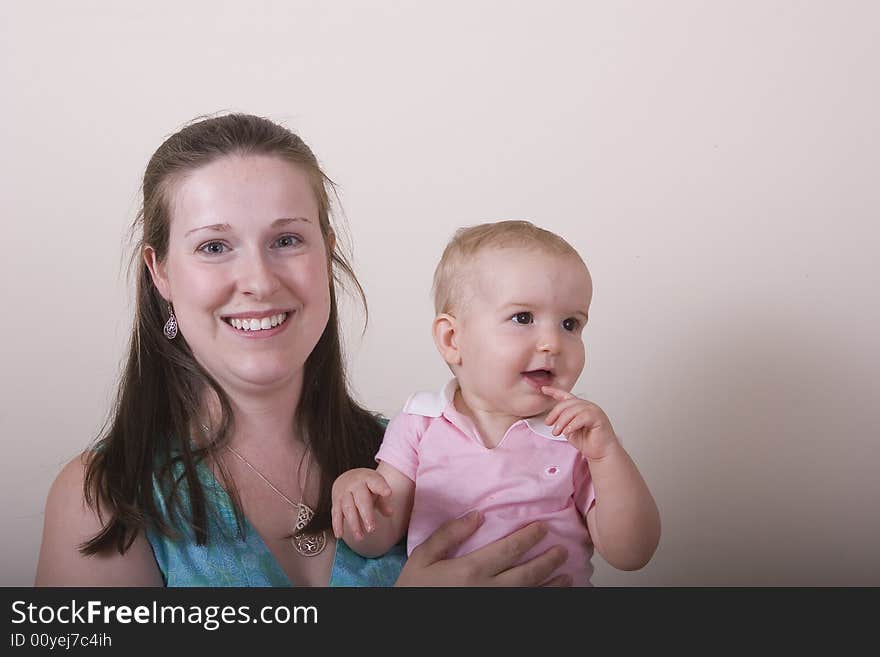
[331,462,414,558]
[583,441,660,571]
[543,386,661,571]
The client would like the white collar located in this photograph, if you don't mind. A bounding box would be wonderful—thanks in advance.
[403,379,566,441]
[402,378,458,417]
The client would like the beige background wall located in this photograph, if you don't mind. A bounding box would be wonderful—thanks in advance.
[2,1,877,586]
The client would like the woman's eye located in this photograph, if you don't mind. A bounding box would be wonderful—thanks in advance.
[512,311,533,325]
[199,241,227,255]
[275,234,301,248]
[562,317,580,332]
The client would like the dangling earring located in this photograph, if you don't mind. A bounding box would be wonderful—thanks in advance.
[163,302,178,340]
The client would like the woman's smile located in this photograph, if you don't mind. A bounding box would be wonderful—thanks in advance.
[221,310,294,336]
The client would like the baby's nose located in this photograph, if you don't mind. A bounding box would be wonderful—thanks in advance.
[536,333,561,353]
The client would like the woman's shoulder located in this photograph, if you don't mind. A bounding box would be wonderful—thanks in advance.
[35,451,163,586]
[44,450,110,524]
[45,451,93,512]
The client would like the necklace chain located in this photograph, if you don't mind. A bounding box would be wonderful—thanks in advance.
[223,443,327,557]
[225,445,308,510]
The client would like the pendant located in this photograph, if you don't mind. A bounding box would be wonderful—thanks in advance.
[292,503,326,556]
[163,313,178,340]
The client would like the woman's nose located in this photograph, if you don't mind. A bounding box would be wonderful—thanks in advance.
[238,252,281,299]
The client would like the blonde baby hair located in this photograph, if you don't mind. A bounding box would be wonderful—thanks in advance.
[432,220,584,315]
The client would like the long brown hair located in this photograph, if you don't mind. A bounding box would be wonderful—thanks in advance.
[82,113,383,555]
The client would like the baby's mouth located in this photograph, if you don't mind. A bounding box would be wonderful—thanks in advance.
[222,312,290,332]
[522,369,554,387]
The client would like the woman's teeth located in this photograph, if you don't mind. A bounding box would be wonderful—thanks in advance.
[226,312,288,331]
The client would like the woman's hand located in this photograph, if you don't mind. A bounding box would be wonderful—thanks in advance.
[395,511,571,587]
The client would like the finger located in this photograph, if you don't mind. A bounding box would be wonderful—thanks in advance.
[465,521,548,578]
[351,483,378,533]
[549,403,591,436]
[541,573,573,587]
[493,544,568,587]
[375,494,394,517]
[341,492,366,540]
[559,409,596,438]
[408,511,483,565]
[331,502,343,539]
[545,398,585,428]
[541,385,576,402]
[365,474,392,498]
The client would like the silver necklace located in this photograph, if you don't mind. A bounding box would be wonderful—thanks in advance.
[225,445,327,557]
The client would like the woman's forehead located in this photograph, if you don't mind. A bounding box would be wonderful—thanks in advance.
[166,154,320,233]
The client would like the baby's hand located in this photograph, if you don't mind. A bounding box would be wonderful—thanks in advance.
[331,468,393,541]
[542,386,619,461]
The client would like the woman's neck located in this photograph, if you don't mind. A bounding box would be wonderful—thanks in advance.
[202,374,306,453]
[229,399,299,451]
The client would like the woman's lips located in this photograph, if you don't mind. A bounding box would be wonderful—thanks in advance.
[223,311,289,332]
[221,311,294,338]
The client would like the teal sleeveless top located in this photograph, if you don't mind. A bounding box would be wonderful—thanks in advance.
[144,456,406,587]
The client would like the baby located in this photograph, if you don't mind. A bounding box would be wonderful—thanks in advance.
[331,220,660,585]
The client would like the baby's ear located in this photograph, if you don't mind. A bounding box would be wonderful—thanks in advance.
[432,313,461,366]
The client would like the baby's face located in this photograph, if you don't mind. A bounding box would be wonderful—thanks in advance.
[453,246,592,418]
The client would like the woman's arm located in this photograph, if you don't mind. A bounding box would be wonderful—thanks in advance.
[395,512,571,586]
[34,453,163,587]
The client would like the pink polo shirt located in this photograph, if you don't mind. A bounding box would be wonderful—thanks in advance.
[376,380,596,586]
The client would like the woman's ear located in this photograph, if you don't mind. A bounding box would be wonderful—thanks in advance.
[325,231,337,284]
[143,245,171,301]
[432,313,461,366]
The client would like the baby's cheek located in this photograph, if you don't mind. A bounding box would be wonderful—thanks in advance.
[572,349,587,377]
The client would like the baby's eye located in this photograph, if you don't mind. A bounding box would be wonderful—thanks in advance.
[274,234,302,249]
[512,311,534,325]
[198,241,228,255]
[562,317,580,332]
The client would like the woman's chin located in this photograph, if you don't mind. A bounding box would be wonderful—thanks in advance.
[214,363,304,395]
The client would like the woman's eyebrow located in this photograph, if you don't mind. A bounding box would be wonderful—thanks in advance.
[273,216,311,227]
[186,222,230,236]
[185,217,311,237]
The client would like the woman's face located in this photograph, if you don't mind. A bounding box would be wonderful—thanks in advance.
[145,154,333,398]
